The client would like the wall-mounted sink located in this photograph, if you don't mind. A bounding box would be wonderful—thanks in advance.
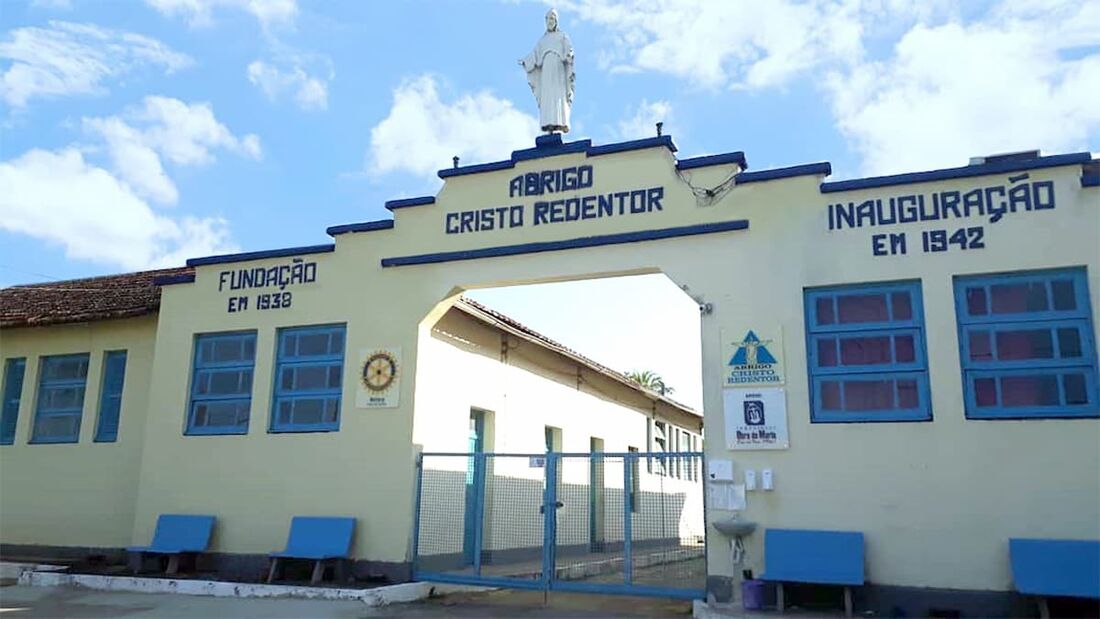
[712,517,757,539]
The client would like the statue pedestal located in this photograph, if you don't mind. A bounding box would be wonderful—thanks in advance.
[535,133,564,149]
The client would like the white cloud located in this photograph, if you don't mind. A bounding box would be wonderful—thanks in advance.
[0,21,191,108]
[247,60,329,111]
[563,0,1098,175]
[827,1,1100,174]
[83,96,262,205]
[366,75,540,181]
[616,99,673,140]
[0,148,236,270]
[558,0,881,90]
[144,0,297,28]
[83,116,178,204]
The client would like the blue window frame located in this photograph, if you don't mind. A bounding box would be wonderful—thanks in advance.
[805,281,932,422]
[94,351,127,442]
[270,325,345,432]
[2,358,26,445]
[954,268,1098,419]
[31,354,90,443]
[187,332,256,435]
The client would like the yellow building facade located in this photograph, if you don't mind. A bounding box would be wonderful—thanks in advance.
[1,133,1098,613]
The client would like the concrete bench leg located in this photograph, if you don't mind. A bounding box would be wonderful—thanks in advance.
[776,583,785,612]
[310,560,325,585]
[843,586,853,618]
[1037,597,1050,619]
[266,558,279,584]
[166,554,180,575]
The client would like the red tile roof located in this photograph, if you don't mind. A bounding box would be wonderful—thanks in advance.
[0,267,193,329]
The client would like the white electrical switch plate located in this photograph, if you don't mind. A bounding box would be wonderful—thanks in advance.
[707,459,734,481]
[706,482,747,511]
[762,468,774,490]
[744,469,757,491]
[730,484,747,510]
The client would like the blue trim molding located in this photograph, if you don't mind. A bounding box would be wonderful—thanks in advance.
[1083,174,1100,187]
[738,162,832,185]
[325,219,395,237]
[186,244,335,267]
[821,152,1092,193]
[381,219,748,267]
[438,134,678,180]
[385,196,436,211]
[676,152,748,171]
[153,273,196,286]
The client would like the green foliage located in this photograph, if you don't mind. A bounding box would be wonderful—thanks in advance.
[625,369,675,396]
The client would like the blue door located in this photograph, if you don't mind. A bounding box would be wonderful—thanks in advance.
[463,411,485,565]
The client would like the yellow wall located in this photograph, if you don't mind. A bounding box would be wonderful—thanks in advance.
[4,135,1096,595]
[0,316,157,548]
[308,143,1095,591]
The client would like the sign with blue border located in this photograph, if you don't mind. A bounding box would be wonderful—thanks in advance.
[723,328,785,386]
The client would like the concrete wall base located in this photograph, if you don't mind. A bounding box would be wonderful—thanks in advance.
[2,543,411,585]
[15,568,488,606]
[703,576,1045,618]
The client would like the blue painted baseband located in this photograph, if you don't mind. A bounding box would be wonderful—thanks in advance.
[380,220,749,267]
[153,273,196,286]
[384,196,436,211]
[1082,174,1100,187]
[186,244,335,267]
[737,162,832,184]
[325,219,395,237]
[821,152,1092,193]
[677,151,747,171]
[439,135,678,179]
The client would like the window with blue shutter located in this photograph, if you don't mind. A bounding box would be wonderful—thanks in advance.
[187,332,256,435]
[270,325,345,432]
[94,351,127,442]
[2,358,26,445]
[954,268,1098,419]
[805,281,932,422]
[31,354,90,443]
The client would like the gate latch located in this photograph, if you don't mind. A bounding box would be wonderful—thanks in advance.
[538,501,564,514]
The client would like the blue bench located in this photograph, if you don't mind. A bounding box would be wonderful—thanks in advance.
[761,528,865,617]
[1010,538,1100,618]
[267,516,356,584]
[127,514,216,575]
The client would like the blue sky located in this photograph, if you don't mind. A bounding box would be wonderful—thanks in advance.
[2,0,1097,407]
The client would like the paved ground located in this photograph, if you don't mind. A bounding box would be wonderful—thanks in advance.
[0,584,694,618]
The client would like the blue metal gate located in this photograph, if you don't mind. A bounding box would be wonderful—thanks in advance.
[413,451,706,599]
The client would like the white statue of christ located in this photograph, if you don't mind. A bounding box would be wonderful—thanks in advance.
[520,8,574,133]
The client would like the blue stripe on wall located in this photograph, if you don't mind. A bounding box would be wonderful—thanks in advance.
[325,219,395,237]
[737,162,831,184]
[821,152,1092,193]
[380,219,749,267]
[186,243,335,267]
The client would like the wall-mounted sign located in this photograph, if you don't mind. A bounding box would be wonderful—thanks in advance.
[217,257,318,313]
[355,347,401,409]
[722,328,784,386]
[825,173,1056,257]
[445,164,666,235]
[724,387,789,450]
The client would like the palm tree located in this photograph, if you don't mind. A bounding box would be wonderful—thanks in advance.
[625,370,675,396]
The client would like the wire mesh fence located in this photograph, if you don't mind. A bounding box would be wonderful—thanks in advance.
[414,451,705,597]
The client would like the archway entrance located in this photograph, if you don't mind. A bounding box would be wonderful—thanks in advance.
[410,273,706,598]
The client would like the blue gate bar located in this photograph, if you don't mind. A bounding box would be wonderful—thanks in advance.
[541,453,558,587]
[411,452,424,575]
[623,451,633,586]
[472,452,486,575]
